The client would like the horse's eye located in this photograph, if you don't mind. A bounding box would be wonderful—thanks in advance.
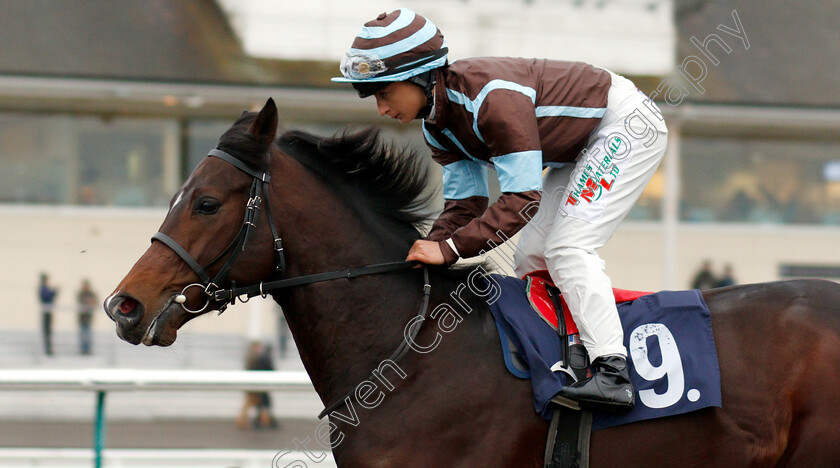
[195,198,219,215]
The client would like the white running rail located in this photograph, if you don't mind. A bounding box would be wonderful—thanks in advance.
[0,369,330,468]
[0,368,315,391]
[0,448,337,467]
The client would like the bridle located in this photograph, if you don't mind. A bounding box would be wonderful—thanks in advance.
[151,148,285,314]
[151,146,432,418]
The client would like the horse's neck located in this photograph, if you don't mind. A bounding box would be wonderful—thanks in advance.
[280,264,423,408]
[284,273,505,429]
[271,168,423,406]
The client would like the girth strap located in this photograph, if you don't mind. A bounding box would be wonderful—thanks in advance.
[544,407,592,468]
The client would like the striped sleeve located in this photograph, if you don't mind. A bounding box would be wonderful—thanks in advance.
[476,87,544,193]
[491,150,543,193]
[441,159,490,199]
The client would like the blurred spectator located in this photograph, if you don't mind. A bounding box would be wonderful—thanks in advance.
[716,264,737,288]
[38,273,59,355]
[691,260,718,290]
[236,341,278,430]
[77,279,98,355]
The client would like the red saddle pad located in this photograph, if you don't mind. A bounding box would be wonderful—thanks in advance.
[523,270,651,334]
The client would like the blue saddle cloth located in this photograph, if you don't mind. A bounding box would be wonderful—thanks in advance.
[487,274,722,430]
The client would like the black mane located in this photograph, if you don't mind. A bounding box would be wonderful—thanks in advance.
[277,125,486,289]
[278,127,436,242]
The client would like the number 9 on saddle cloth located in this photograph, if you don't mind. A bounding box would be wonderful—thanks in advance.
[486,272,722,430]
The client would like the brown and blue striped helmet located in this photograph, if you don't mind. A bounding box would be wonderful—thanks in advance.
[332,9,448,90]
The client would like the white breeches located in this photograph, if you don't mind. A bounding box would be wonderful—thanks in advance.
[514,71,668,360]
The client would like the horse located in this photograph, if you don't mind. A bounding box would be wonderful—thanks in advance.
[105,98,840,467]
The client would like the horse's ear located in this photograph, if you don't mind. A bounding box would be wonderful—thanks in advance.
[248,98,278,144]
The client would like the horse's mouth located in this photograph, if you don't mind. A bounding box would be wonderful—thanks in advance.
[142,311,177,347]
[131,298,181,347]
[140,295,215,346]
[113,295,213,346]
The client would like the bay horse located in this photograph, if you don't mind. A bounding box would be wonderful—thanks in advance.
[105,98,840,467]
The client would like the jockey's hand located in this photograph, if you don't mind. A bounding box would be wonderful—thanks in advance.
[406,239,445,265]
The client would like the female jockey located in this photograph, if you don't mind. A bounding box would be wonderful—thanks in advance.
[332,8,668,413]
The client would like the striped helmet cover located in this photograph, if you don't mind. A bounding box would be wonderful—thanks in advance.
[332,8,448,83]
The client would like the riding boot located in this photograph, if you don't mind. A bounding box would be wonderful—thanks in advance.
[558,355,635,414]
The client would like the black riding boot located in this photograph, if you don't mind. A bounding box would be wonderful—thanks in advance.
[559,355,635,414]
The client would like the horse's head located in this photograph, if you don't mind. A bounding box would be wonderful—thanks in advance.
[104,99,281,346]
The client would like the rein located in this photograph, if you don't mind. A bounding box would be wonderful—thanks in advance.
[152,147,433,419]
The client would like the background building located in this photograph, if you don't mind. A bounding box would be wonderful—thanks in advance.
[0,0,838,348]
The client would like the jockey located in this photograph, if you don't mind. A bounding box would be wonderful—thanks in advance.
[333,8,668,413]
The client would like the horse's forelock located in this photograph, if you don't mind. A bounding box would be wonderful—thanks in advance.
[213,112,271,172]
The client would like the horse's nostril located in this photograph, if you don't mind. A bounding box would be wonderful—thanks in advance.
[108,294,144,328]
[118,297,138,315]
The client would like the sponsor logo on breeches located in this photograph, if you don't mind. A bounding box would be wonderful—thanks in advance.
[566,137,622,207]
